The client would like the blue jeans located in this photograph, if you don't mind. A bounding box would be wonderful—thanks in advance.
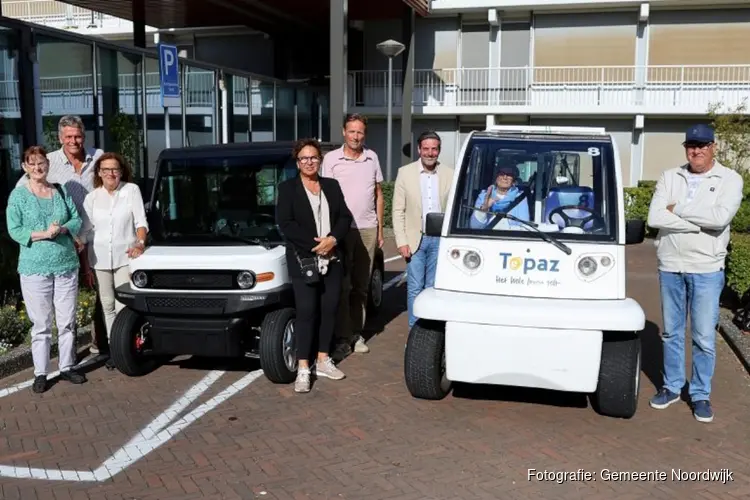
[406,236,439,329]
[658,270,724,402]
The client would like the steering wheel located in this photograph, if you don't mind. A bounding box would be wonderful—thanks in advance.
[548,205,606,232]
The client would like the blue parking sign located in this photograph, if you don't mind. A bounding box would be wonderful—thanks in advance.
[158,43,180,107]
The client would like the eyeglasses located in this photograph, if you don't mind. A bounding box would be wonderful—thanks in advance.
[297,156,321,164]
[101,168,122,175]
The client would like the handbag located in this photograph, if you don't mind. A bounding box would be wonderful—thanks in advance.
[295,251,320,285]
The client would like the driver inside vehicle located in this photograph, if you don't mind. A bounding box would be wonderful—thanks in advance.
[469,165,530,230]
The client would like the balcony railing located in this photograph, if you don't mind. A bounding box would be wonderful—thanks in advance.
[0,71,306,116]
[348,65,750,114]
[3,0,147,31]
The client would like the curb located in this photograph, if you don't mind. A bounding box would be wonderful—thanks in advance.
[717,310,750,376]
[0,325,93,380]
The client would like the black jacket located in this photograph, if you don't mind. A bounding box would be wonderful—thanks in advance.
[276,175,353,278]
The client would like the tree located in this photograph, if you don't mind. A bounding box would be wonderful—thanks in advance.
[708,99,750,179]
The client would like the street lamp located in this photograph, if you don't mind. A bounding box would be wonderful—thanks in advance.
[376,39,405,179]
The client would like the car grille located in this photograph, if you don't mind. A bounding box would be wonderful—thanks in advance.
[149,272,235,290]
[146,297,227,314]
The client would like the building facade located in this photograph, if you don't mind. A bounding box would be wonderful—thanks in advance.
[4,0,750,184]
[348,0,750,184]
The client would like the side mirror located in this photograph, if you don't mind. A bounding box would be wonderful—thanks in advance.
[625,219,646,245]
[425,212,444,237]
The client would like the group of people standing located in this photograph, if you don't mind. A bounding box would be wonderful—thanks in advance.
[6,115,149,394]
[277,113,454,393]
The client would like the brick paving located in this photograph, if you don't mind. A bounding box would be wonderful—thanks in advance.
[0,240,749,499]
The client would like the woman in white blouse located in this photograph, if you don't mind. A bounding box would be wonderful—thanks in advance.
[80,152,148,362]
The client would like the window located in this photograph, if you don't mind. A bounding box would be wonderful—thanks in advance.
[450,135,618,242]
[150,153,297,245]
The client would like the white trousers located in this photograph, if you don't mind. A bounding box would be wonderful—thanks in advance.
[95,266,130,338]
[20,271,79,376]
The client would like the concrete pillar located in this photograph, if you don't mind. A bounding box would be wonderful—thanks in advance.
[400,6,415,167]
[631,3,650,187]
[329,0,348,143]
[133,0,146,48]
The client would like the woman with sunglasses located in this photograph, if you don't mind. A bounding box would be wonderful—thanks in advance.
[276,139,353,393]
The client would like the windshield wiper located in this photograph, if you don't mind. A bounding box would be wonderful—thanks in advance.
[463,205,572,255]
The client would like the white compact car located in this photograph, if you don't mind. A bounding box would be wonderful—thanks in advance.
[110,142,384,383]
[403,125,647,419]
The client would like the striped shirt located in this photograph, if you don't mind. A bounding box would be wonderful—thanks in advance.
[17,146,103,212]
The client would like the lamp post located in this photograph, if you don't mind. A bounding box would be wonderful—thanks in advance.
[376,39,405,180]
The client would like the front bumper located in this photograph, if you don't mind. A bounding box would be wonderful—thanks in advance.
[114,283,293,316]
[113,283,294,358]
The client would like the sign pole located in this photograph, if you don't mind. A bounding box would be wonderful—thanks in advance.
[158,43,180,220]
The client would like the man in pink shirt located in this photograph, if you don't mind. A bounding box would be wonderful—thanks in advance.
[321,113,385,358]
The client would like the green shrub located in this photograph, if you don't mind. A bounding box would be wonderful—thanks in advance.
[727,232,750,302]
[637,180,657,189]
[0,303,32,351]
[381,181,394,228]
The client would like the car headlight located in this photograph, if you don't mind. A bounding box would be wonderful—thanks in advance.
[132,270,148,288]
[463,251,482,270]
[577,256,598,276]
[237,271,256,289]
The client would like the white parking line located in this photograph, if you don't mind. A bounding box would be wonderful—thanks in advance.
[0,271,406,482]
[384,272,406,291]
[0,369,263,481]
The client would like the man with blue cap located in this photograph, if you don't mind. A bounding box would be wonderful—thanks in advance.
[647,123,744,423]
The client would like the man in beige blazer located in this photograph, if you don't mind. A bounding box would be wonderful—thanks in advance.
[392,131,454,329]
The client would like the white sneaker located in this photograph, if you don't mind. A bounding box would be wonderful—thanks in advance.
[294,368,311,393]
[314,358,346,380]
[353,336,370,353]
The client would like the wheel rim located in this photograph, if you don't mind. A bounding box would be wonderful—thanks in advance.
[634,345,641,398]
[282,319,297,372]
[370,268,383,307]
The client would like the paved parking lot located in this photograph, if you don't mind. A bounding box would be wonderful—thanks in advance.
[0,240,749,499]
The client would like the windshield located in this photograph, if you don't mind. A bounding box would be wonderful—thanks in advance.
[149,153,298,245]
[449,135,618,242]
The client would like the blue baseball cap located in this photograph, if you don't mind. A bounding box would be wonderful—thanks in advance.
[684,124,714,144]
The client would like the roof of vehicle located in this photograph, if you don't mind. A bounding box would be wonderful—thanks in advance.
[473,125,612,142]
[156,141,342,161]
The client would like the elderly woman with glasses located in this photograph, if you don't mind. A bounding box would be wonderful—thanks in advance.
[470,164,530,230]
[5,146,87,393]
[276,138,353,393]
[79,152,148,369]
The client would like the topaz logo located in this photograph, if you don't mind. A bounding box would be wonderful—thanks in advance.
[500,252,560,274]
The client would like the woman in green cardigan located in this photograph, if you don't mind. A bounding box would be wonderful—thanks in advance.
[5,146,88,394]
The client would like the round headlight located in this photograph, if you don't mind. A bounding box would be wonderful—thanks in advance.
[601,256,612,267]
[450,249,461,259]
[463,251,482,270]
[237,271,256,289]
[578,257,598,276]
[132,270,148,288]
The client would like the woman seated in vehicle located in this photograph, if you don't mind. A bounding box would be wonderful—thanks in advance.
[469,164,530,230]
[276,138,353,394]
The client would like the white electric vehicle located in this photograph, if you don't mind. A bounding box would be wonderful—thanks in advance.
[403,125,647,419]
[109,142,385,383]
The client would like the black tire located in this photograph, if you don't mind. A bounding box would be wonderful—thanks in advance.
[367,263,384,315]
[590,332,641,419]
[404,320,452,400]
[259,308,297,384]
[109,307,158,377]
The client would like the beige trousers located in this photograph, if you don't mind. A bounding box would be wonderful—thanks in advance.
[336,227,378,344]
[95,266,130,339]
